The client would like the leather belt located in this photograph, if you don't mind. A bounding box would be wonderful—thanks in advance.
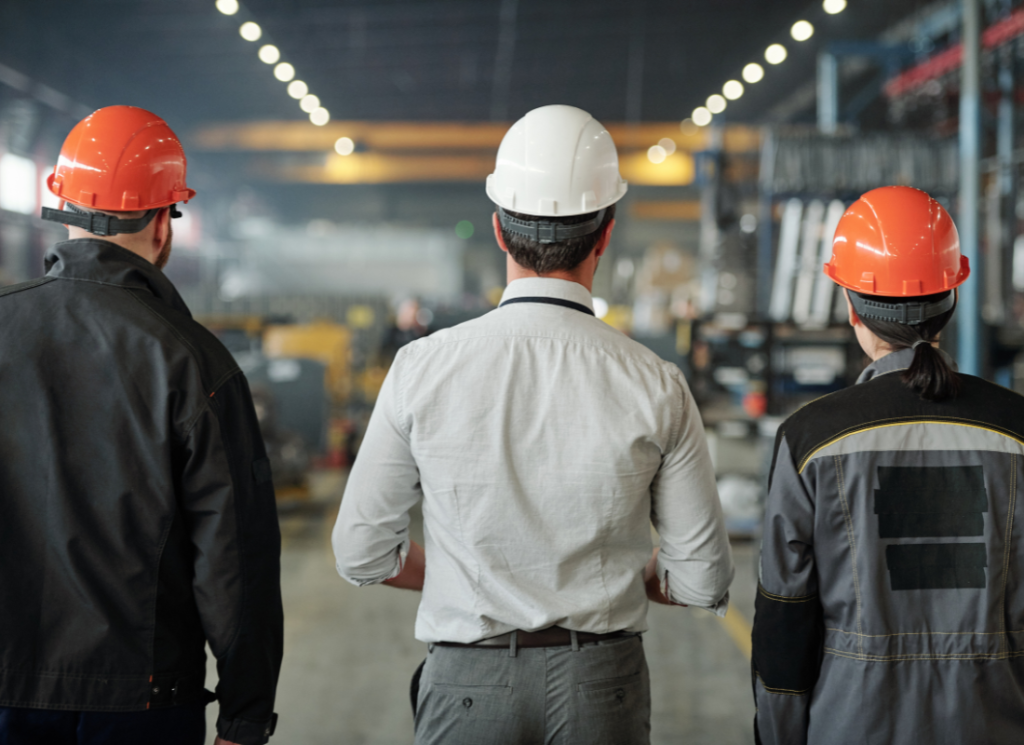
[435,626,635,649]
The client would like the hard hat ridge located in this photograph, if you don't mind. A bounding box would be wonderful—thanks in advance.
[486,104,627,224]
[825,185,969,303]
[43,106,195,216]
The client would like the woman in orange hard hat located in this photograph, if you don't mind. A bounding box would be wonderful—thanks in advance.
[751,186,1024,745]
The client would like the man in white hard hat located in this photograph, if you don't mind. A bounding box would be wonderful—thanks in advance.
[333,105,733,744]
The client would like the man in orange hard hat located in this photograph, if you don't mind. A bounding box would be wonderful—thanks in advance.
[752,186,1024,744]
[0,106,283,745]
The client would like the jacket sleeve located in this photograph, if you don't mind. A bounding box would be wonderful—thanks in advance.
[751,433,823,745]
[650,371,734,614]
[332,351,419,584]
[179,371,283,745]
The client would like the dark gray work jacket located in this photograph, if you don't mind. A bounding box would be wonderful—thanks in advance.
[0,240,283,745]
[752,347,1024,745]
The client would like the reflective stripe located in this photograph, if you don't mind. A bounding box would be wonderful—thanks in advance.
[800,421,1024,473]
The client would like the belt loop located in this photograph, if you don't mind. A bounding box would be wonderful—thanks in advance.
[570,630,580,652]
[509,630,518,658]
[428,643,435,653]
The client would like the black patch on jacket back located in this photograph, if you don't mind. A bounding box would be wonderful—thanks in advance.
[885,543,987,590]
[874,466,987,538]
[751,585,823,695]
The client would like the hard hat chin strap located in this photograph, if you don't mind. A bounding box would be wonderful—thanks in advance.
[41,202,181,236]
[848,290,955,326]
[498,207,606,244]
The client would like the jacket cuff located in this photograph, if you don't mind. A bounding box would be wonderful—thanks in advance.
[216,713,278,744]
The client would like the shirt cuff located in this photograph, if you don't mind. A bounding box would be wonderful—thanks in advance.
[657,565,731,617]
[337,538,410,586]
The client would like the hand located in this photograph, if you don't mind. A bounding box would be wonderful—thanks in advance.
[643,547,687,607]
[383,540,425,591]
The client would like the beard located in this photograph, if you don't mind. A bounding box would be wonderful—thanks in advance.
[155,222,173,270]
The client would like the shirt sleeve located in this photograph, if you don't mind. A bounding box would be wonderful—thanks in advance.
[751,433,824,745]
[333,348,420,585]
[650,371,735,615]
[179,372,283,745]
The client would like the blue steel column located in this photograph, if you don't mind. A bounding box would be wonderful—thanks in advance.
[817,52,838,135]
[958,0,982,376]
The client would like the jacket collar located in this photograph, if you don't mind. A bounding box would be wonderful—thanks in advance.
[856,345,959,384]
[44,239,191,317]
[499,277,595,313]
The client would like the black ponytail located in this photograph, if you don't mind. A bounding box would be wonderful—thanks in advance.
[855,290,960,402]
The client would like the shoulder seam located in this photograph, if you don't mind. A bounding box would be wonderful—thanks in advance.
[0,276,56,299]
[407,328,679,380]
[798,418,1024,473]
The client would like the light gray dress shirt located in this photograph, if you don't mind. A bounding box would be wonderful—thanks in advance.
[333,277,734,643]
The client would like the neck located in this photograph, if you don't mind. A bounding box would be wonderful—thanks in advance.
[506,254,594,292]
[67,228,154,264]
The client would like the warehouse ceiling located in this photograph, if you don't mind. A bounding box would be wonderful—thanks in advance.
[3,0,929,130]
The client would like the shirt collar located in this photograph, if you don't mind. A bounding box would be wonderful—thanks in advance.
[44,238,192,317]
[856,345,959,384]
[499,277,595,313]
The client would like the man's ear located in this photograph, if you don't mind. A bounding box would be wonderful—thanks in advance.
[843,289,860,327]
[492,212,509,254]
[593,218,615,260]
[152,207,171,256]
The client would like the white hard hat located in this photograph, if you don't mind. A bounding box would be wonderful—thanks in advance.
[486,105,627,218]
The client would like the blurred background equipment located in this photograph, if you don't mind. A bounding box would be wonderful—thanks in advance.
[3,1,1023,742]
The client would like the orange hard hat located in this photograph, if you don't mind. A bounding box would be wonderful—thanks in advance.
[46,106,195,212]
[824,186,969,297]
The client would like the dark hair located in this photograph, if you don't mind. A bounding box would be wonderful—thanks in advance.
[500,204,616,274]
[854,290,959,402]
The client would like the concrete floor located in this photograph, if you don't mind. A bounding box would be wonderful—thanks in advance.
[206,477,759,745]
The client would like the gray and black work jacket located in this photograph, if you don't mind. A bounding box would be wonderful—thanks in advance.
[0,240,283,745]
[752,347,1024,745]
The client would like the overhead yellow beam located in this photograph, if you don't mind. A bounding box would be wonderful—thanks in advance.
[266,149,697,186]
[630,200,703,221]
[193,120,761,154]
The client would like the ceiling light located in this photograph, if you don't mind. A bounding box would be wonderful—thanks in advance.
[239,21,261,41]
[258,45,280,64]
[706,94,727,114]
[300,94,320,113]
[335,137,355,156]
[765,43,788,65]
[679,118,699,135]
[310,107,330,126]
[742,63,765,83]
[216,0,239,15]
[791,21,814,42]
[274,62,295,82]
[647,145,667,164]
[657,137,676,155]
[692,107,712,127]
[823,0,847,14]
[723,80,744,100]
[287,80,308,99]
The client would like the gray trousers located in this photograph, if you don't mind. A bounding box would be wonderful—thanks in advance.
[414,635,650,745]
